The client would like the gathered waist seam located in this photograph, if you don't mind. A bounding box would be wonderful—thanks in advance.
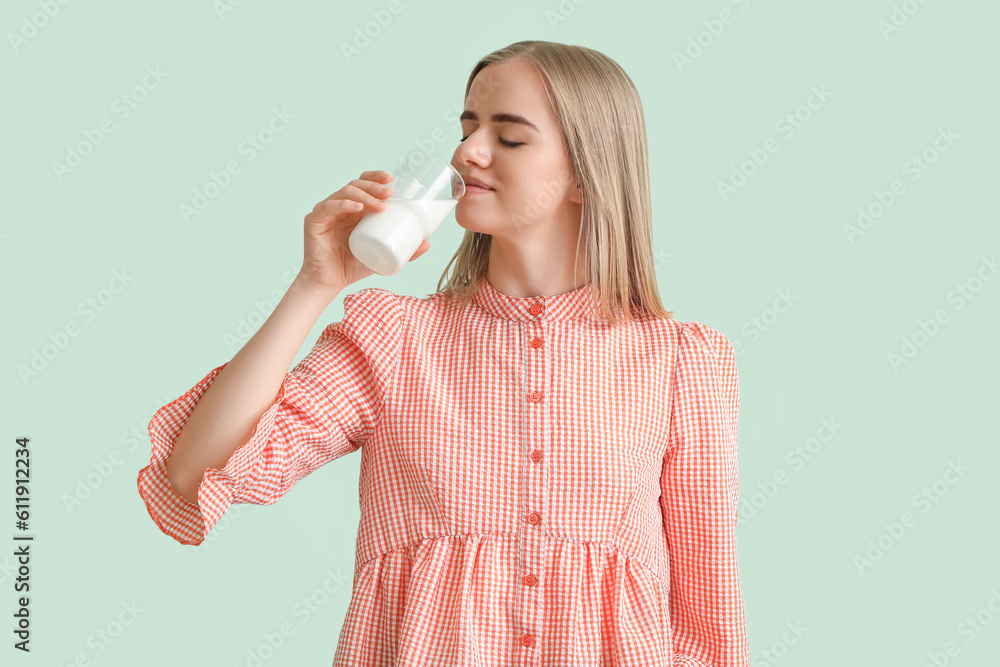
[356,531,665,587]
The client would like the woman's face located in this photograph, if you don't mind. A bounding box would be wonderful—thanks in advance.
[450,58,582,240]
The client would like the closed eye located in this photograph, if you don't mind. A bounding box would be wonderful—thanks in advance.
[460,136,524,148]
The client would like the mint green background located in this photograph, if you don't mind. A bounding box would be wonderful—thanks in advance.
[3,1,999,665]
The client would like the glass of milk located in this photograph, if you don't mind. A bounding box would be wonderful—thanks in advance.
[348,150,466,276]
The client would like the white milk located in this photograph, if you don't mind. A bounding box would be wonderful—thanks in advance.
[404,198,458,226]
[349,198,458,276]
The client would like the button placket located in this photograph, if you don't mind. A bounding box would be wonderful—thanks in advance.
[518,298,546,661]
[463,280,601,661]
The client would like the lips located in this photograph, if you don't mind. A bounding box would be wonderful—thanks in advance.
[463,176,494,191]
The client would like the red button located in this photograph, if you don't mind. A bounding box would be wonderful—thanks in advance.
[523,573,537,586]
[527,512,541,525]
[520,634,535,647]
[528,391,541,403]
[530,337,543,349]
[530,449,542,462]
[529,303,543,316]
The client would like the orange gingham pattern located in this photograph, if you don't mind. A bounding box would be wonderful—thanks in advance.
[137,279,750,667]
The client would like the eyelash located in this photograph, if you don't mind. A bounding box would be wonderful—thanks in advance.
[460,136,524,148]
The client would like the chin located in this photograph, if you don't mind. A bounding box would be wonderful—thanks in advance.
[454,210,491,235]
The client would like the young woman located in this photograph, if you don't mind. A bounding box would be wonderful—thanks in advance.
[137,40,749,667]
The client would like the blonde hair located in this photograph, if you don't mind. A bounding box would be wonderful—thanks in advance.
[430,40,674,326]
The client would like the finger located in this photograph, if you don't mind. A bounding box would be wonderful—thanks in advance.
[345,184,389,209]
[358,170,393,183]
[312,198,365,219]
[348,179,393,199]
[409,240,429,261]
[314,196,363,214]
[315,172,393,207]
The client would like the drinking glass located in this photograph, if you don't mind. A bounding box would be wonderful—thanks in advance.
[348,149,465,276]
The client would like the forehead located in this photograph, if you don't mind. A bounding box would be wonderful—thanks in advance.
[464,60,554,124]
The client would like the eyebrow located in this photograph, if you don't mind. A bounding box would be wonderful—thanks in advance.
[460,110,540,133]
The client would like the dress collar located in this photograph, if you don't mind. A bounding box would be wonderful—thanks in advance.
[472,278,598,322]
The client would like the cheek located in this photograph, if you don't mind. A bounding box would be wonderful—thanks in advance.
[526,179,571,214]
[527,159,574,198]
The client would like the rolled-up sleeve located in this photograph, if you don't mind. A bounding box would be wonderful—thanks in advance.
[660,320,749,667]
[136,288,404,546]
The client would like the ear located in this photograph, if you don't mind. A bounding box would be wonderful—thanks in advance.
[569,183,583,205]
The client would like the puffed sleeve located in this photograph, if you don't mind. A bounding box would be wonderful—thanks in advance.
[136,288,404,546]
[659,321,750,667]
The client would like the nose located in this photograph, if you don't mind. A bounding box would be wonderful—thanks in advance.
[452,131,491,170]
